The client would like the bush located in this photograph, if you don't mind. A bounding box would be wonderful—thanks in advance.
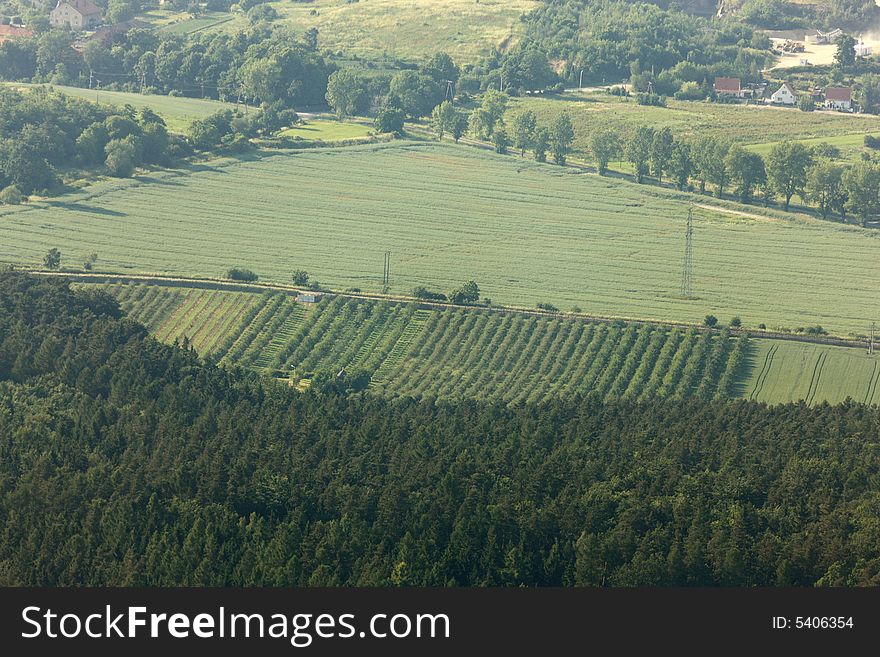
[704,315,718,327]
[537,302,559,312]
[798,95,815,112]
[104,138,137,178]
[0,185,23,205]
[730,317,742,327]
[758,323,767,330]
[805,325,828,335]
[636,93,666,107]
[412,286,447,301]
[227,268,259,282]
[449,281,480,305]
[865,135,880,150]
[292,270,310,286]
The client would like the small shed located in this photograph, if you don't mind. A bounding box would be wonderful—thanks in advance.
[296,292,323,303]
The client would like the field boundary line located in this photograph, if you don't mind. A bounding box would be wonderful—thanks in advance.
[27,269,874,350]
[750,344,778,401]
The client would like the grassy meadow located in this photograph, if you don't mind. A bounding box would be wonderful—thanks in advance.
[279,119,375,141]
[8,83,250,133]
[508,92,880,163]
[141,0,537,63]
[4,142,880,336]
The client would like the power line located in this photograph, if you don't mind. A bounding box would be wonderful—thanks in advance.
[680,207,694,300]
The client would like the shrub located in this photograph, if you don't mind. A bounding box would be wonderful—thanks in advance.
[292,270,310,286]
[227,268,259,282]
[537,302,559,312]
[0,185,23,205]
[805,325,827,335]
[865,135,880,150]
[704,315,718,327]
[730,317,742,327]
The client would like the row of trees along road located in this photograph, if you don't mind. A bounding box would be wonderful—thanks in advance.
[421,92,880,227]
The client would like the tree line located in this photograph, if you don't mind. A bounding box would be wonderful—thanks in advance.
[433,95,880,226]
[1,271,879,587]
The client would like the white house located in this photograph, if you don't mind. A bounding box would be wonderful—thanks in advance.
[770,82,797,106]
[824,87,853,111]
[49,0,102,31]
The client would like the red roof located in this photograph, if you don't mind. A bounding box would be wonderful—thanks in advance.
[0,25,33,38]
[55,0,102,16]
[714,77,741,93]
[825,87,852,102]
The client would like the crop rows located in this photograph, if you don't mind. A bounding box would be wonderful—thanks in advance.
[99,284,751,403]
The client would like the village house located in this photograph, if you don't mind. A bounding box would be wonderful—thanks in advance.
[49,0,102,31]
[770,82,797,106]
[0,24,34,43]
[713,77,748,99]
[824,87,853,111]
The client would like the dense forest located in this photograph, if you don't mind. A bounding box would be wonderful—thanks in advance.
[0,271,878,587]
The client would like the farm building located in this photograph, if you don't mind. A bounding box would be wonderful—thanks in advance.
[296,292,323,303]
[855,41,873,58]
[770,82,797,106]
[824,87,853,111]
[49,0,102,31]
[714,77,747,98]
[805,28,843,45]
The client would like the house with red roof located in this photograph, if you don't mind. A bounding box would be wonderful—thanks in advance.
[49,0,102,31]
[824,87,853,111]
[0,24,34,43]
[714,77,747,99]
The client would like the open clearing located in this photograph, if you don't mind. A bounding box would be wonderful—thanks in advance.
[141,0,537,63]
[4,142,880,335]
[743,339,880,405]
[279,119,375,141]
[8,83,249,132]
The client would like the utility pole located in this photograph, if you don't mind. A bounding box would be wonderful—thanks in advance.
[680,208,694,300]
[579,69,585,89]
[445,80,455,104]
[88,70,93,89]
[383,251,391,294]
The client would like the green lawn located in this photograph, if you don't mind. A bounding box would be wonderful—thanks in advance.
[742,339,880,405]
[509,92,880,161]
[279,119,374,141]
[4,141,880,336]
[9,83,249,133]
[199,0,537,63]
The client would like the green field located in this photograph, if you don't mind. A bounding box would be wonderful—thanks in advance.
[509,92,880,161]
[279,119,375,142]
[743,340,880,405]
[9,84,249,133]
[4,142,880,335]
[141,0,536,63]
[94,282,749,404]
[151,10,234,35]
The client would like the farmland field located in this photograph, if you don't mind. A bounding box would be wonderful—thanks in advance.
[508,93,880,162]
[7,84,251,133]
[742,340,880,405]
[5,142,880,336]
[139,0,537,63]
[91,283,750,404]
